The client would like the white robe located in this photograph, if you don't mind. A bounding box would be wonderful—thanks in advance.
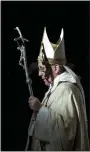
[29,71,90,151]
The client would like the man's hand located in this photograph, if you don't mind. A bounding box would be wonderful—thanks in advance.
[28,96,42,111]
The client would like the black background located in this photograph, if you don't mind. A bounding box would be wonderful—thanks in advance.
[1,1,90,151]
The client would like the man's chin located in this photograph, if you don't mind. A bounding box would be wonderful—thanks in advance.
[44,81,50,87]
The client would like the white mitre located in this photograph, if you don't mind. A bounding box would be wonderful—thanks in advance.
[38,27,66,65]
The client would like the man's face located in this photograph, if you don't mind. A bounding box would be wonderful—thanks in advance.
[38,62,54,86]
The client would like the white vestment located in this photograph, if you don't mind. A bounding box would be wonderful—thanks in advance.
[29,69,90,151]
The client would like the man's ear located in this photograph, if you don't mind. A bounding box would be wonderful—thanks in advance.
[55,64,60,74]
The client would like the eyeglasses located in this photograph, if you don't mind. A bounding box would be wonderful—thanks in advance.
[38,66,46,72]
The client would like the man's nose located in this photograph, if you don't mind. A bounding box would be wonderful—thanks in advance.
[38,71,43,76]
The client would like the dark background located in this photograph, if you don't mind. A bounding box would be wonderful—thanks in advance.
[1,1,90,151]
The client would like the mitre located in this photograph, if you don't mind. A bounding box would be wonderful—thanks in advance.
[38,27,66,65]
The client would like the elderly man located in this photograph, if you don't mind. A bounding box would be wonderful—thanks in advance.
[26,28,90,150]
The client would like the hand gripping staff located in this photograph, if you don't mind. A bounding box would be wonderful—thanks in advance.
[14,27,37,150]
